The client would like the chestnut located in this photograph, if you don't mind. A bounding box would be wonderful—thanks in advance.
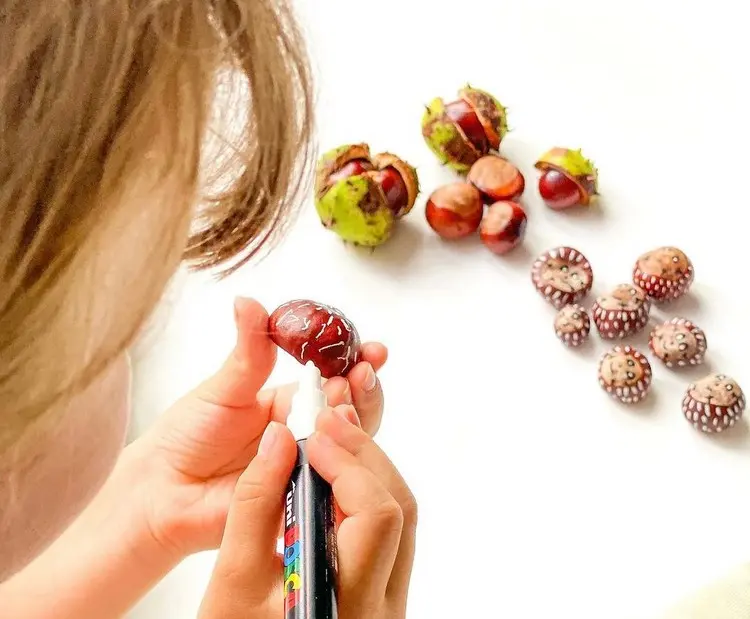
[467,155,525,204]
[425,182,484,239]
[479,201,527,255]
[269,300,361,378]
[314,144,420,246]
[421,85,509,173]
[534,147,598,210]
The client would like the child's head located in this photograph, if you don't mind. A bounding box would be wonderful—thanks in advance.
[0,0,312,573]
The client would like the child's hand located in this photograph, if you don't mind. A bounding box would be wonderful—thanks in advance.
[127,298,388,560]
[197,406,417,618]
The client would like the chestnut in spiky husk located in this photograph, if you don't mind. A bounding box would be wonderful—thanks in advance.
[315,144,420,246]
[421,85,509,174]
[535,147,598,209]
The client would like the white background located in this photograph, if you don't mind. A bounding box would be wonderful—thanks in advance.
[128,0,750,617]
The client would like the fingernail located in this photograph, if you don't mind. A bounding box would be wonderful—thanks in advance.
[257,422,282,459]
[234,297,259,322]
[335,405,361,427]
[234,296,246,316]
[342,382,352,404]
[363,363,377,392]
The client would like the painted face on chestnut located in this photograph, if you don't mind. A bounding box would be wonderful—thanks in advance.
[638,247,690,280]
[597,284,647,311]
[540,258,591,293]
[555,305,587,333]
[600,351,645,387]
[690,374,742,407]
[651,323,698,363]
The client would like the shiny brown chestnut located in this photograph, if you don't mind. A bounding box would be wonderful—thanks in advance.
[269,300,361,378]
[425,182,484,240]
[479,201,527,255]
[467,155,525,204]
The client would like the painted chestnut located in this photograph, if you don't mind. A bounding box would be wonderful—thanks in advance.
[314,144,420,246]
[421,85,509,173]
[467,155,525,203]
[479,201,527,255]
[633,246,694,302]
[554,304,591,348]
[598,345,652,404]
[269,300,361,378]
[682,373,745,434]
[425,182,484,239]
[649,317,707,368]
[591,284,651,340]
[535,147,598,210]
[531,247,594,308]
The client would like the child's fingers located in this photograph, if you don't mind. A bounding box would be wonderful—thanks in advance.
[345,354,387,436]
[198,422,297,618]
[255,342,388,433]
[306,429,405,608]
[191,297,276,409]
[148,298,276,477]
[315,407,417,601]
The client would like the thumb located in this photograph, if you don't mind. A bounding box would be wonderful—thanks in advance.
[193,296,277,409]
[199,422,298,617]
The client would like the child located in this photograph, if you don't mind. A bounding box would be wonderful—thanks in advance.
[0,1,416,617]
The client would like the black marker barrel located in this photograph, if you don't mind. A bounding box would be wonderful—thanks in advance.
[283,439,338,619]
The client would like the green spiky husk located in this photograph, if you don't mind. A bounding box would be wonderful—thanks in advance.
[535,147,599,201]
[314,143,371,197]
[420,98,478,173]
[536,148,595,177]
[315,175,394,247]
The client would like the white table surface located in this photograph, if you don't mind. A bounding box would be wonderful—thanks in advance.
[127,0,750,617]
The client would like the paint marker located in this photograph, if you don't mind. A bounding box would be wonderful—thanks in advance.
[283,361,338,619]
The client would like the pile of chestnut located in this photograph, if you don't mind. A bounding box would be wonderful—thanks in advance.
[313,85,598,253]
[425,156,527,254]
[420,86,598,254]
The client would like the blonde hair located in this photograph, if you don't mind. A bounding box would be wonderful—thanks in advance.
[0,0,314,450]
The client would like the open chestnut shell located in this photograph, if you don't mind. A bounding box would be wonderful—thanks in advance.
[421,85,509,173]
[534,147,598,209]
[314,144,420,246]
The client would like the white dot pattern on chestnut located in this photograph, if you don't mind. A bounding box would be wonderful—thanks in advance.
[597,345,652,404]
[554,304,591,348]
[531,246,593,309]
[273,300,358,374]
[591,284,651,340]
[649,317,707,368]
[682,373,746,434]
